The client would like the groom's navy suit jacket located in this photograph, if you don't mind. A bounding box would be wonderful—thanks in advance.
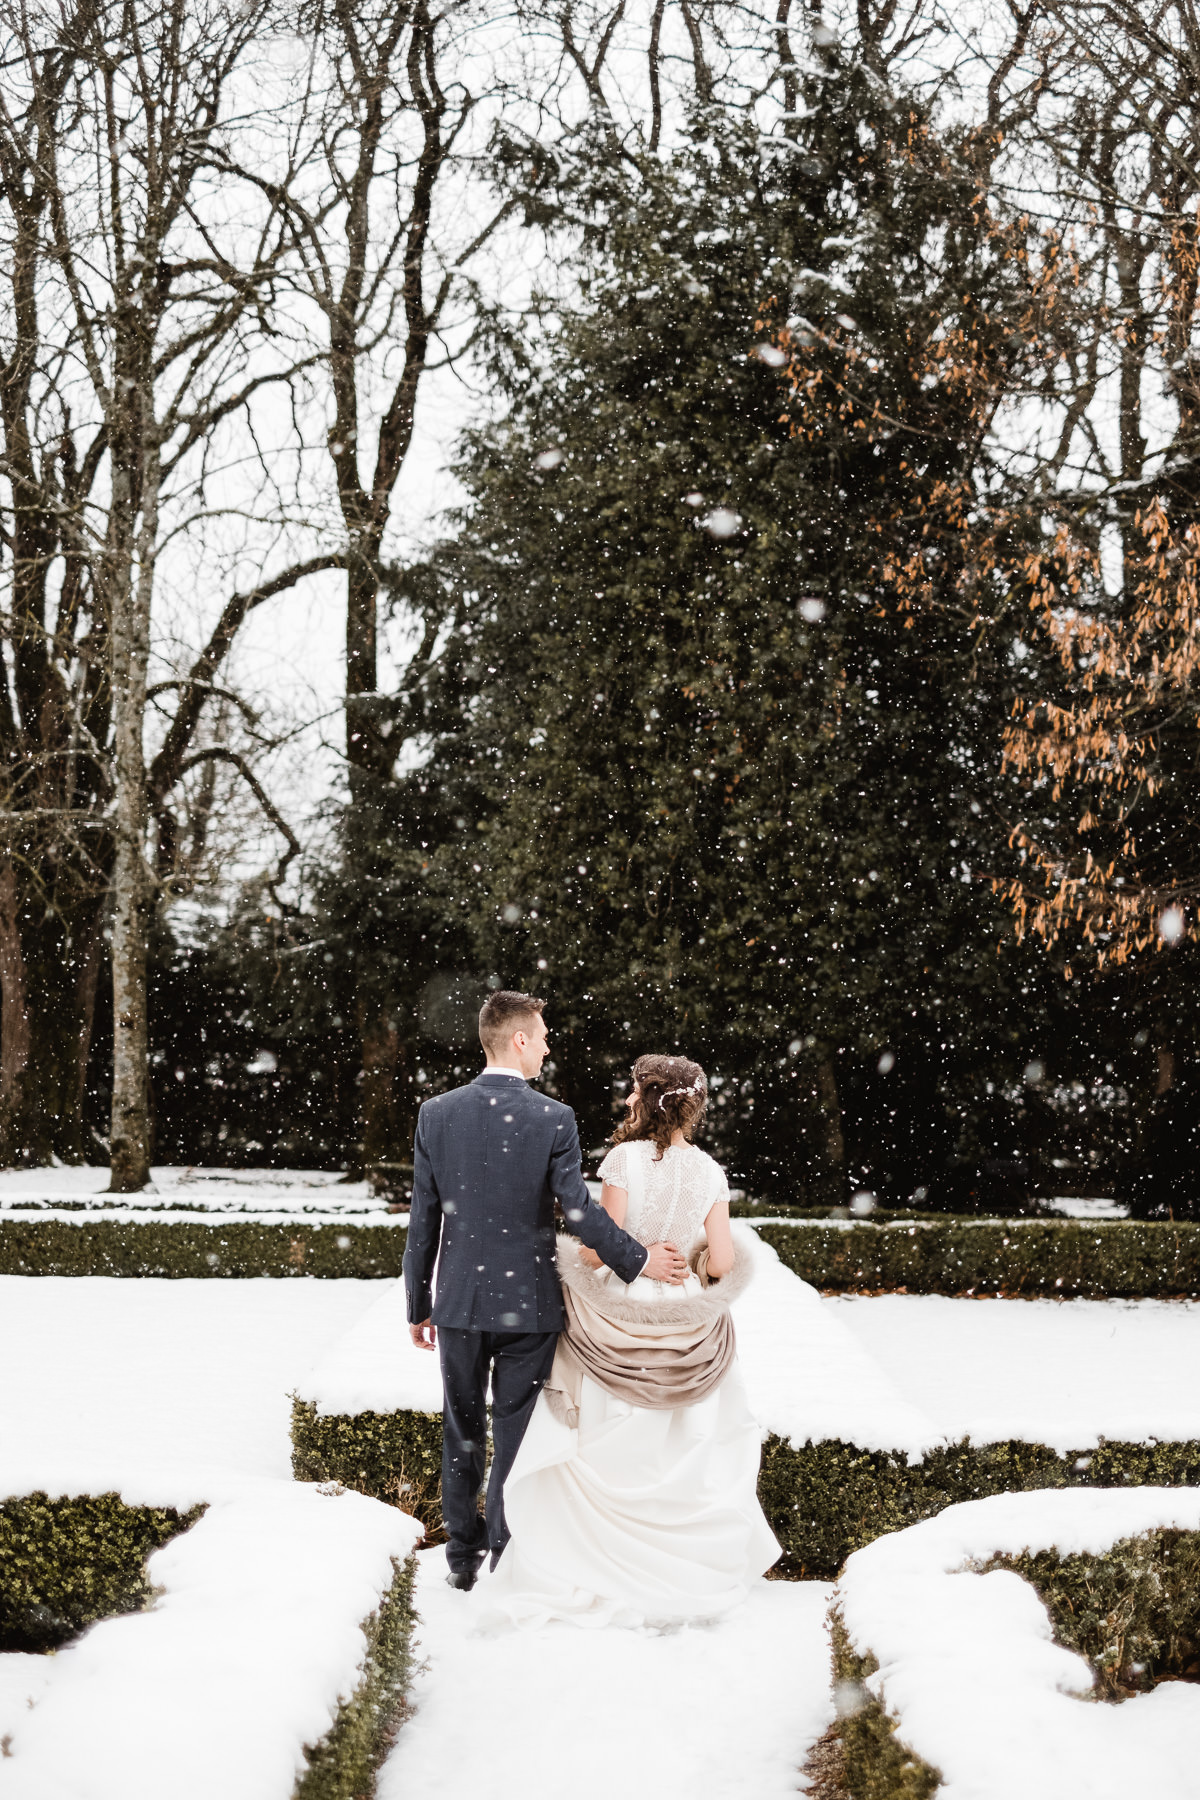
[403,1070,647,1332]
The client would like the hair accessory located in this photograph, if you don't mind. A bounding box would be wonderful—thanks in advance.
[659,1077,705,1105]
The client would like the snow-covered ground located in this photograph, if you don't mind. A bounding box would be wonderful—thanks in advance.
[0,1275,375,1494]
[379,1549,834,1800]
[6,1234,1200,1798]
[0,1480,421,1800]
[837,1487,1200,1800]
[830,1292,1200,1453]
[0,1165,385,1213]
[6,1249,1197,1509]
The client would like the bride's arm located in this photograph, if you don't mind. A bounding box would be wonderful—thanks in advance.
[576,1182,628,1268]
[702,1200,735,1278]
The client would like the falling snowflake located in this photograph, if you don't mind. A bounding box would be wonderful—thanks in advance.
[1159,906,1185,944]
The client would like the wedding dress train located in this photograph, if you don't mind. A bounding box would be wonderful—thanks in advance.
[481,1139,779,1626]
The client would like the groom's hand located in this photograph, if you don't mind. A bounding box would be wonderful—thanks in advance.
[643,1241,689,1285]
[410,1319,436,1351]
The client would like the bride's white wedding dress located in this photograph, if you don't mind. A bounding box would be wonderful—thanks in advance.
[481,1138,780,1626]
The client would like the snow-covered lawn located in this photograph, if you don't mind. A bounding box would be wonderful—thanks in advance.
[0,1165,384,1213]
[837,1487,1200,1800]
[295,1233,1200,1462]
[6,1236,1200,1800]
[378,1549,834,1800]
[830,1291,1200,1452]
[0,1275,375,1492]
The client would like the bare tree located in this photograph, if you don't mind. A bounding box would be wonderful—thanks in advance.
[0,0,333,1182]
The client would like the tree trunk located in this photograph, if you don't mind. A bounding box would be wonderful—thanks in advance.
[107,455,157,1192]
[816,1054,848,1202]
[0,864,106,1166]
[0,859,32,1162]
[347,535,405,1182]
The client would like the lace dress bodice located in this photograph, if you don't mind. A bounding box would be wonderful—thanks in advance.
[596,1139,729,1254]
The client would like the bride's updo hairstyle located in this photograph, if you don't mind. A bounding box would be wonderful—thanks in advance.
[612,1053,708,1162]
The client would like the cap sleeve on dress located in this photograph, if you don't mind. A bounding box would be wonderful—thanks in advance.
[597,1144,628,1188]
[708,1157,730,1208]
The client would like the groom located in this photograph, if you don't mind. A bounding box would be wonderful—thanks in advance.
[404,989,688,1589]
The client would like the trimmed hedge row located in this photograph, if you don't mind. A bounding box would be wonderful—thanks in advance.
[761,1435,1200,1579]
[0,1491,203,1651]
[988,1527,1200,1698]
[290,1401,1200,1581]
[291,1400,444,1539]
[9,1212,1200,1291]
[756,1217,1200,1298]
[0,1490,419,1800]
[296,1551,418,1800]
[831,1529,1200,1798]
[0,1217,406,1277]
[831,1609,941,1800]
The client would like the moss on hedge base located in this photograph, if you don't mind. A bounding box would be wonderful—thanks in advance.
[831,1610,941,1800]
[295,1551,418,1800]
[0,1217,406,1277]
[987,1528,1200,1698]
[756,1218,1200,1298]
[0,1492,204,1651]
[291,1400,444,1537]
[760,1435,1200,1579]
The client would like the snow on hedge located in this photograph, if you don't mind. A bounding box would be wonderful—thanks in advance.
[0,1275,375,1489]
[0,1165,390,1214]
[294,1227,946,1454]
[1,1479,421,1800]
[299,1277,442,1416]
[837,1487,1200,1799]
[831,1291,1200,1453]
[294,1228,1200,1459]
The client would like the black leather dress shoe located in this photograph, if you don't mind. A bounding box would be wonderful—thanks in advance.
[446,1569,478,1592]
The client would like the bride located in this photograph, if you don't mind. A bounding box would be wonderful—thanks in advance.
[482,1052,780,1626]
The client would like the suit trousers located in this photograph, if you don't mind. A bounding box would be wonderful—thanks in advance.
[437,1326,559,1575]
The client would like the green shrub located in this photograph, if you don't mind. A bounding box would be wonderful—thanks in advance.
[756,1217,1200,1298]
[292,1401,1200,1580]
[760,1435,1200,1579]
[986,1528,1200,1698]
[291,1400,444,1538]
[831,1609,942,1800]
[0,1492,203,1651]
[0,1218,406,1277]
[295,1551,418,1800]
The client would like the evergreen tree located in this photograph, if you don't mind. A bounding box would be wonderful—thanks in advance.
[417,58,1061,1199]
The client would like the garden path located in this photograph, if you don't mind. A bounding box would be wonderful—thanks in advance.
[378,1549,835,1800]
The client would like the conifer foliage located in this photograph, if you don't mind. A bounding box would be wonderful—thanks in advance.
[412,54,1055,1196]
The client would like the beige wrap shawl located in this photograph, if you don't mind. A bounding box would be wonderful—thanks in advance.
[544,1229,754,1427]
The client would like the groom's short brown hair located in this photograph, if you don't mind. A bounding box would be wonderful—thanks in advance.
[478,989,545,1057]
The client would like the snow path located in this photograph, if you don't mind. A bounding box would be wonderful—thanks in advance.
[379,1551,834,1800]
[0,1276,375,1491]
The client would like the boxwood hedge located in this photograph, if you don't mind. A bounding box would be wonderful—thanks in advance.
[761,1435,1200,1579]
[295,1551,418,1800]
[0,1490,419,1800]
[291,1400,444,1539]
[756,1217,1200,1298]
[831,1528,1200,1798]
[291,1402,1200,1581]
[831,1609,942,1800]
[0,1216,406,1277]
[0,1491,203,1651]
[986,1527,1200,1697]
[8,1213,1200,1291]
